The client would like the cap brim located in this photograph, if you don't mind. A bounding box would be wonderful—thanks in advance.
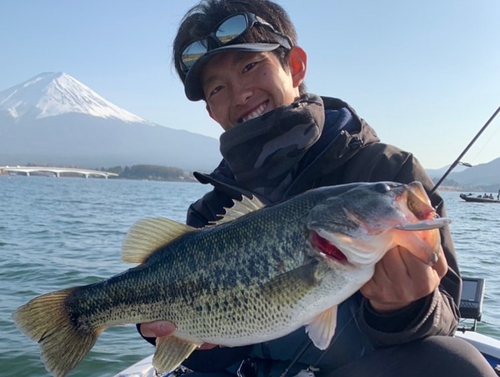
[184,43,281,101]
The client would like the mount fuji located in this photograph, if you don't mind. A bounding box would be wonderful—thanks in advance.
[0,72,220,171]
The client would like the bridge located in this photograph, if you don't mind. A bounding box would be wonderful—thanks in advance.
[0,165,119,179]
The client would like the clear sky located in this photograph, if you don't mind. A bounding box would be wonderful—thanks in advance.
[1,0,499,169]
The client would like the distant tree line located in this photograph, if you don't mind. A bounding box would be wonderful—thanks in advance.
[427,177,461,188]
[100,164,194,182]
[428,176,499,192]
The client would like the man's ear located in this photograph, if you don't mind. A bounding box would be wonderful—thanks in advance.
[288,46,307,88]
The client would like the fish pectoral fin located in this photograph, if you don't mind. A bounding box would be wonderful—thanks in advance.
[261,262,319,300]
[208,195,266,226]
[122,218,195,263]
[153,336,199,374]
[305,306,338,350]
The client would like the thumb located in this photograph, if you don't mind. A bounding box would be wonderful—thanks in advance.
[140,321,176,338]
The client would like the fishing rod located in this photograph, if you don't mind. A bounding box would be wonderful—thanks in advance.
[429,104,500,195]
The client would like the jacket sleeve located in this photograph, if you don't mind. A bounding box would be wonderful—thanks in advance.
[349,144,461,347]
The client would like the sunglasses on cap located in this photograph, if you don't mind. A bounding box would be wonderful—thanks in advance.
[179,12,293,74]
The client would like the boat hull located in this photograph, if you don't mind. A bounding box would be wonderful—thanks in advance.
[459,194,500,203]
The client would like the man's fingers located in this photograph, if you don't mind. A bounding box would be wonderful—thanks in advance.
[433,246,448,278]
[140,321,176,338]
[199,343,219,350]
[140,322,220,351]
[361,244,447,312]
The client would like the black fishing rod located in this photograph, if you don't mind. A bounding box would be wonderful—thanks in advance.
[430,104,500,195]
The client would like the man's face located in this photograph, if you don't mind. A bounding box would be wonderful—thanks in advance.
[201,49,306,131]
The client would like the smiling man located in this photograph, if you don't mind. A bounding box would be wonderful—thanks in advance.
[138,1,495,376]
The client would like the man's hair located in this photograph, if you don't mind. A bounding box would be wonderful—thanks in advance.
[173,0,306,97]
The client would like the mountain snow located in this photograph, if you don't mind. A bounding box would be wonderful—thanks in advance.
[0,72,221,171]
[0,72,152,124]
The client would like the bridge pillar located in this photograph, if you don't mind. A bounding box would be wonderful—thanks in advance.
[26,172,30,177]
[56,172,60,178]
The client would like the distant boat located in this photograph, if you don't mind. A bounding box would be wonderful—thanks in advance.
[459,193,500,203]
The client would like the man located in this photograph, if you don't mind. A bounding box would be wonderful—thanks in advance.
[139,1,495,376]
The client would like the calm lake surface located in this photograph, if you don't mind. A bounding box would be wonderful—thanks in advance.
[1,176,499,376]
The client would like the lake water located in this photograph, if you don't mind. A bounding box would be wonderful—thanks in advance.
[1,176,499,376]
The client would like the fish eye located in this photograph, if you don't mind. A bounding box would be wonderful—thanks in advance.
[374,183,391,193]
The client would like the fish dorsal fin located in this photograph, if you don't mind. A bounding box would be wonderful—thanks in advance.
[122,218,195,263]
[153,336,200,375]
[305,306,338,350]
[209,195,265,226]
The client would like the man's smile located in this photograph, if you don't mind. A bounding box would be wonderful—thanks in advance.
[239,100,269,123]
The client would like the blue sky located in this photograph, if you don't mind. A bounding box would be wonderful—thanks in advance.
[1,0,499,169]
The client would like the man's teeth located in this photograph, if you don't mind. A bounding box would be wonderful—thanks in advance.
[242,103,267,122]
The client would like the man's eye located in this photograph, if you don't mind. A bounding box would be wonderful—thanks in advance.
[208,85,224,97]
[243,62,257,73]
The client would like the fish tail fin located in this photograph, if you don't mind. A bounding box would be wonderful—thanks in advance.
[12,288,102,376]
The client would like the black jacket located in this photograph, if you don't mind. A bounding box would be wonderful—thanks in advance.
[174,97,461,375]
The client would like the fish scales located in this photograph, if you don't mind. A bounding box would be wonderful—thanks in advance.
[66,192,319,336]
[12,181,448,376]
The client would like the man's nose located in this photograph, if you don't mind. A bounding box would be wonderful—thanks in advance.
[232,82,253,105]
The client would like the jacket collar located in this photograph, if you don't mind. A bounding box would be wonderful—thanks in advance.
[194,96,380,202]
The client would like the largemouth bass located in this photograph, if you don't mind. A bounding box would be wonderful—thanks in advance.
[12,181,449,376]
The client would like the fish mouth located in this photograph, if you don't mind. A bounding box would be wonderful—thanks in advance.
[310,231,348,263]
[387,182,450,265]
[307,182,450,267]
[394,182,450,231]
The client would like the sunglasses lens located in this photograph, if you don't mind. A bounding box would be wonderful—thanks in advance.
[215,14,248,43]
[181,40,210,70]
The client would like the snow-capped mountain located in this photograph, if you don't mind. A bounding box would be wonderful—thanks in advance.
[0,72,150,124]
[0,72,220,171]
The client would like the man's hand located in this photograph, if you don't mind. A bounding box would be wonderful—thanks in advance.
[140,321,176,338]
[360,245,447,312]
[140,321,218,350]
